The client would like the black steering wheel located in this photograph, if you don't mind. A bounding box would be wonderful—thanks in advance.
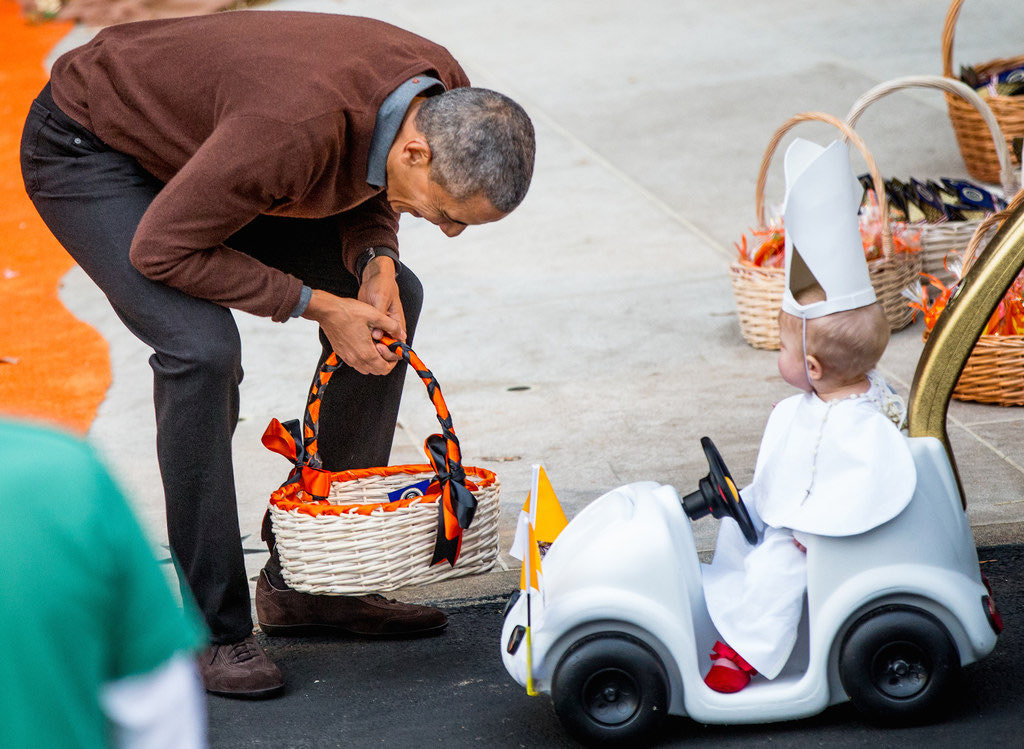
[680,437,758,545]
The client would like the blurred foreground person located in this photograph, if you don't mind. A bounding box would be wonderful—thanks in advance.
[0,418,207,748]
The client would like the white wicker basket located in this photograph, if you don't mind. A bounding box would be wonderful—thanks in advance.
[844,75,1018,285]
[270,467,500,594]
[918,221,987,283]
[263,339,500,595]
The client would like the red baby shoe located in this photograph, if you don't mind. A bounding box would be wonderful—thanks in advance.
[704,640,757,694]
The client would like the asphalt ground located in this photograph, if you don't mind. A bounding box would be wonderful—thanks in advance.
[208,543,1022,748]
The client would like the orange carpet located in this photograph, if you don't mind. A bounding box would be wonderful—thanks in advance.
[0,1,110,434]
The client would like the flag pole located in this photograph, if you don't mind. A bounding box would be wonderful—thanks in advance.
[525,593,537,696]
[525,465,539,696]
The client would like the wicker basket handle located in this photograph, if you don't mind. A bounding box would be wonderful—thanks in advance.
[941,0,967,79]
[298,337,463,472]
[942,0,1024,90]
[264,338,466,481]
[844,75,1017,195]
[754,111,892,257]
[942,0,1024,101]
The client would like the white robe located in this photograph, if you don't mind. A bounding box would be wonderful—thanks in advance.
[702,373,916,678]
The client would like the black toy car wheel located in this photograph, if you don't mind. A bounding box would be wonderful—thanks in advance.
[839,606,959,724]
[552,635,669,746]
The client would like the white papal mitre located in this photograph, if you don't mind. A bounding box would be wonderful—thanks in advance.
[781,138,876,320]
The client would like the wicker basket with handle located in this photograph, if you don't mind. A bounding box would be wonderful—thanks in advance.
[729,112,921,350]
[942,0,1024,184]
[262,337,500,594]
[938,188,1024,406]
[845,74,1017,285]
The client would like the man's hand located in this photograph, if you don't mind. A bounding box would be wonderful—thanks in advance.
[302,288,404,375]
[357,255,406,362]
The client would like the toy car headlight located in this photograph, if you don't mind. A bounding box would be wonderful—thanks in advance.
[506,625,526,655]
[981,573,1003,634]
[501,590,520,622]
[983,595,1003,635]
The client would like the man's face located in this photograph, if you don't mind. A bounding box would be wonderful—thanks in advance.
[386,168,506,237]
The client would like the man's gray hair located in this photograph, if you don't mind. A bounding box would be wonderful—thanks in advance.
[416,87,535,213]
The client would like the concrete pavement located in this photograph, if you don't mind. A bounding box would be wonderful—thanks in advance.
[52,0,1024,612]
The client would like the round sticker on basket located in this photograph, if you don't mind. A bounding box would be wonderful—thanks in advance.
[387,479,432,502]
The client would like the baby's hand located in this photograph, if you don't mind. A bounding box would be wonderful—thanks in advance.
[793,538,807,553]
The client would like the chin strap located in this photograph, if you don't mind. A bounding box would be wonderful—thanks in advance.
[802,315,814,391]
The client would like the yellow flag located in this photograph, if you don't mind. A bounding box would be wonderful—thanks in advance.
[522,465,568,544]
[519,522,544,592]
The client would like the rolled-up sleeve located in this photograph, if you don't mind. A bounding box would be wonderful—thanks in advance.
[337,192,400,276]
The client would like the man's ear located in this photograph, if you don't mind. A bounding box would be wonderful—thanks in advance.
[805,354,824,382]
[399,137,432,167]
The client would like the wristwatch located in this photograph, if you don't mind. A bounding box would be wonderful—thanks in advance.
[355,246,402,283]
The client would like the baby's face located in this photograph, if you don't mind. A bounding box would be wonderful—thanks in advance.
[778,316,812,392]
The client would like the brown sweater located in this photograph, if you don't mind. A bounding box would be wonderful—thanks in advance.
[50,11,470,321]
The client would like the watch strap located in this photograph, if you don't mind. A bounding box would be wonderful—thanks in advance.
[355,246,402,283]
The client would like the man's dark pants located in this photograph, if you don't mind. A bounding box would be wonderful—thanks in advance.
[21,85,422,644]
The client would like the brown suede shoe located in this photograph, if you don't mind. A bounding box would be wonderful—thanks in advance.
[198,635,284,698]
[256,569,448,638]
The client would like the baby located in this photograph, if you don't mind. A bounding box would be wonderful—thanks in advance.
[701,138,916,693]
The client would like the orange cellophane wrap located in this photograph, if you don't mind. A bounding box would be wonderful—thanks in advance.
[908,190,1024,337]
[269,464,497,517]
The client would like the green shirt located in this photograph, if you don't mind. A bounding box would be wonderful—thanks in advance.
[0,420,206,749]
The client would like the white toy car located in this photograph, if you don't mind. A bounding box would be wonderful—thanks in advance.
[500,436,1001,744]
[501,196,1024,744]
